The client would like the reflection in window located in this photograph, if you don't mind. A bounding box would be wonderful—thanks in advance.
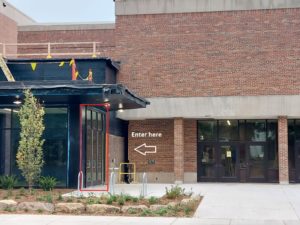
[219,120,239,141]
[42,108,68,187]
[246,120,266,142]
[198,121,217,141]
[199,145,215,177]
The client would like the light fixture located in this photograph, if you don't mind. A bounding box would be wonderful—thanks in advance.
[118,103,123,109]
[227,120,231,126]
[118,109,124,113]
[13,96,22,105]
[103,98,109,103]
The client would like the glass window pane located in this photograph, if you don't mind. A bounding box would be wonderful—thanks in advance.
[42,107,68,187]
[267,120,277,141]
[199,145,215,177]
[288,120,295,170]
[246,120,266,142]
[295,120,300,141]
[198,121,217,141]
[220,145,237,177]
[249,145,265,178]
[218,120,239,141]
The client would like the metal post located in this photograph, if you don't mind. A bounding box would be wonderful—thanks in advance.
[77,171,84,191]
[109,171,116,195]
[92,42,97,58]
[47,42,52,58]
[141,172,147,197]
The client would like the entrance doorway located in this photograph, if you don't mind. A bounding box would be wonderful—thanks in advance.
[82,106,106,187]
[197,143,239,182]
[198,143,267,182]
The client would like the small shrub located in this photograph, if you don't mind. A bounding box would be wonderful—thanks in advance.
[117,196,125,206]
[153,207,168,216]
[127,208,138,214]
[140,209,152,216]
[123,194,132,202]
[15,194,21,200]
[19,187,26,196]
[86,197,100,205]
[30,189,36,196]
[39,176,57,191]
[37,209,44,213]
[148,196,158,205]
[4,207,15,212]
[109,194,117,202]
[37,194,53,203]
[106,197,113,205]
[165,185,185,199]
[57,193,63,201]
[66,198,73,203]
[0,175,18,190]
[183,206,192,216]
[132,197,138,203]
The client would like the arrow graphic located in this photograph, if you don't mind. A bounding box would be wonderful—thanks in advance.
[134,143,157,156]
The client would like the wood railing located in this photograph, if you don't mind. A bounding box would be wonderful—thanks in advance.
[0,42,114,59]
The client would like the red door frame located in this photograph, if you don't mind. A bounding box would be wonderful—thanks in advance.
[79,103,110,192]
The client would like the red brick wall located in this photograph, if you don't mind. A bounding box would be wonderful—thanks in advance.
[115,9,300,98]
[184,120,197,173]
[17,29,115,58]
[278,116,289,183]
[128,120,174,172]
[174,118,184,181]
[0,13,17,54]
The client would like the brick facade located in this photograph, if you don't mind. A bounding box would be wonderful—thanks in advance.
[17,28,115,58]
[174,118,184,183]
[0,13,17,54]
[128,120,174,174]
[115,9,300,98]
[184,120,197,173]
[278,116,289,184]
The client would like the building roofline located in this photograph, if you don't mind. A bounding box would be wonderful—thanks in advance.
[18,22,115,31]
[0,1,35,25]
[115,0,300,16]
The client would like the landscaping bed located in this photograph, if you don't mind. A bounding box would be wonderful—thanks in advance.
[0,186,202,217]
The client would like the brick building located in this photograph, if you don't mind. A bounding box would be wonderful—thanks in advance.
[0,0,300,187]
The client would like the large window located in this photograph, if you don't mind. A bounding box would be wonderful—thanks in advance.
[0,107,68,187]
[198,121,217,141]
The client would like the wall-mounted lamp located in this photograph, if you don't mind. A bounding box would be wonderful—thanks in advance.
[227,120,231,126]
[13,96,21,105]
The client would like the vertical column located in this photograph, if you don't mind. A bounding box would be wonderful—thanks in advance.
[174,118,184,184]
[278,116,289,184]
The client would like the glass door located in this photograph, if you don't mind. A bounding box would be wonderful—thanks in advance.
[84,107,106,187]
[197,143,217,181]
[295,143,300,182]
[246,143,267,182]
[219,144,239,181]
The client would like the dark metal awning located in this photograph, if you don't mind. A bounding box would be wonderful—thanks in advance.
[0,80,149,110]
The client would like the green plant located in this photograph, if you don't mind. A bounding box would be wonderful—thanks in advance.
[39,176,57,191]
[127,208,138,214]
[153,207,168,216]
[109,194,117,202]
[140,209,152,216]
[0,175,18,190]
[165,185,185,199]
[16,89,45,190]
[19,187,26,196]
[66,198,73,203]
[117,196,125,206]
[37,209,44,213]
[106,197,113,205]
[86,197,100,205]
[57,193,63,201]
[123,194,132,202]
[37,194,53,203]
[132,197,138,203]
[148,196,158,205]
[30,189,36,196]
[183,206,192,215]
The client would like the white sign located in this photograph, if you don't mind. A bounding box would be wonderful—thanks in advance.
[131,132,162,138]
[134,143,157,156]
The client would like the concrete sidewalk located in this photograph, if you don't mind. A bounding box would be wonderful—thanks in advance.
[0,215,300,225]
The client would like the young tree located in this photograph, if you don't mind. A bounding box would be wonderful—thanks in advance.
[16,89,45,190]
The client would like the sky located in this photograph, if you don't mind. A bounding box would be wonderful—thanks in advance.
[6,0,115,23]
